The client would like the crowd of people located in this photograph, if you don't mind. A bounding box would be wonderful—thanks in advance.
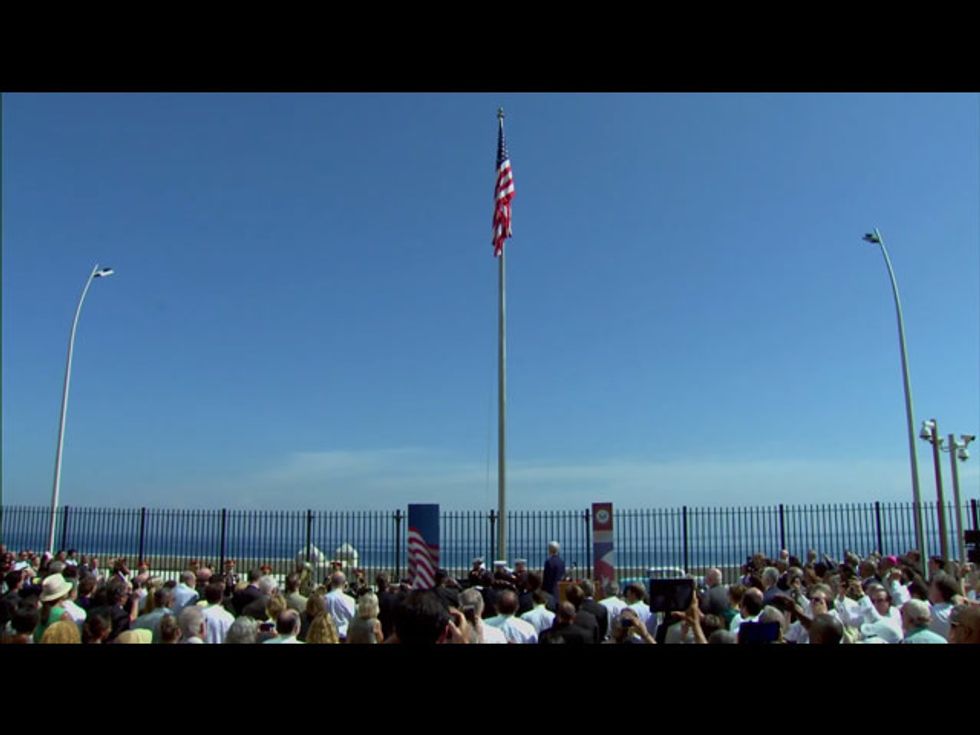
[1,541,978,644]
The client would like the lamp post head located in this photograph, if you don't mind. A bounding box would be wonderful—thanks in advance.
[94,267,114,278]
[863,232,881,245]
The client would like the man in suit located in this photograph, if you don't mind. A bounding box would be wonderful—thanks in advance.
[539,602,592,644]
[699,568,730,617]
[578,579,609,640]
[565,584,600,644]
[232,569,264,616]
[542,541,565,601]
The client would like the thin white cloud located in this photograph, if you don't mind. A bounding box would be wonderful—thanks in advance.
[127,447,977,511]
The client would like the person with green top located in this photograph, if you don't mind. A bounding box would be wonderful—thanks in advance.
[34,573,72,642]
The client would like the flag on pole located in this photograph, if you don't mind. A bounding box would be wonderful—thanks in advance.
[407,504,440,589]
[492,113,515,257]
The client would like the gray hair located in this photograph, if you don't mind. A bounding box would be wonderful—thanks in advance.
[762,567,779,586]
[226,616,258,644]
[178,605,205,640]
[181,570,196,586]
[258,575,277,596]
[460,588,484,616]
[902,599,931,628]
[356,592,379,619]
[603,580,621,598]
[759,605,787,634]
[548,541,560,554]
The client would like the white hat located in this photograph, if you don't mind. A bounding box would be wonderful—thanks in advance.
[13,561,29,571]
[860,620,902,644]
[40,573,72,603]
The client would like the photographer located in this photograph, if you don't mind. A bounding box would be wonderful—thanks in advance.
[606,607,656,644]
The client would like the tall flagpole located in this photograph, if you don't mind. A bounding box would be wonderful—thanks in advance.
[497,107,507,562]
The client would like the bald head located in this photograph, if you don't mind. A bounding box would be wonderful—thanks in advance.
[330,572,346,590]
[706,568,722,587]
[497,589,518,615]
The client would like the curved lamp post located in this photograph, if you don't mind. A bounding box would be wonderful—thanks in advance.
[862,229,926,572]
[47,265,114,553]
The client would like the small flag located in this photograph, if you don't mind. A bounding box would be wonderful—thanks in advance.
[492,112,515,257]
[407,504,440,589]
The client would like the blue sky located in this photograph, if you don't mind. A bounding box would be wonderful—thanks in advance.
[2,93,978,511]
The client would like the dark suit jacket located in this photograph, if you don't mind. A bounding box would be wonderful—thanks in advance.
[539,622,591,645]
[542,556,565,598]
[573,609,600,644]
[232,585,263,616]
[700,584,730,617]
[581,598,609,640]
[241,594,271,621]
[378,590,400,640]
[435,586,460,611]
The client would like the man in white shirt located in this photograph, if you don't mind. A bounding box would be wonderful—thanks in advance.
[178,605,206,644]
[624,582,653,631]
[729,587,764,634]
[520,590,556,634]
[263,609,304,644]
[62,579,88,625]
[928,572,959,639]
[599,581,628,624]
[459,588,506,643]
[172,571,200,615]
[201,581,235,644]
[324,572,356,641]
[485,589,538,643]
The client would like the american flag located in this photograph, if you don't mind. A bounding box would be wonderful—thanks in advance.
[492,113,515,257]
[407,504,440,589]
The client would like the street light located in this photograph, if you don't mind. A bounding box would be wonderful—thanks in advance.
[919,419,949,561]
[944,433,974,566]
[47,265,115,553]
[862,228,926,572]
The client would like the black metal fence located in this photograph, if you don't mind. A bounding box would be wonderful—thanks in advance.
[2,500,977,583]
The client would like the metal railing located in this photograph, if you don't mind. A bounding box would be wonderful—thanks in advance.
[2,500,977,582]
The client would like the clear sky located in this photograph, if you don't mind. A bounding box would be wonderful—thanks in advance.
[3,93,978,511]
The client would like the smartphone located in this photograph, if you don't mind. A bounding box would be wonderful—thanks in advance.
[648,579,694,613]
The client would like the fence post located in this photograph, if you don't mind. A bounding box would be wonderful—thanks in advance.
[488,509,497,563]
[583,507,592,579]
[971,499,978,532]
[219,508,228,572]
[305,509,313,563]
[60,506,70,552]
[874,501,884,554]
[137,507,147,563]
[682,506,689,572]
[393,509,403,581]
[778,504,786,553]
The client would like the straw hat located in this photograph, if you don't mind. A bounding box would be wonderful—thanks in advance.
[40,573,72,602]
[115,629,152,644]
